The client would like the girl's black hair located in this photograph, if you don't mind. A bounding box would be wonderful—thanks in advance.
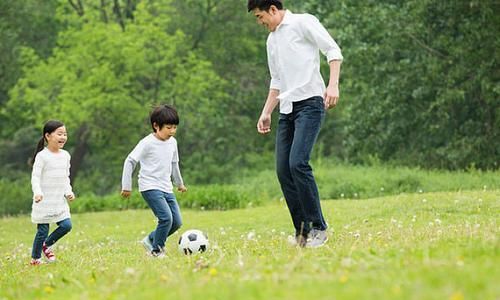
[150,104,179,132]
[31,120,65,166]
[247,0,283,12]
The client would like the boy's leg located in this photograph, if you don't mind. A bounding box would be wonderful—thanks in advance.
[276,113,307,238]
[32,224,49,259]
[165,193,182,237]
[45,218,72,247]
[141,190,173,252]
[289,97,327,232]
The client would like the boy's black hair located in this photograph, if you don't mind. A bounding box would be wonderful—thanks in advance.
[150,104,179,132]
[247,0,283,12]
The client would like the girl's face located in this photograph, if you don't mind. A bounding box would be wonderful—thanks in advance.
[45,126,68,150]
[154,123,177,141]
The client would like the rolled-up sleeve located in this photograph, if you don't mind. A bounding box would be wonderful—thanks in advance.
[267,38,282,90]
[303,14,343,62]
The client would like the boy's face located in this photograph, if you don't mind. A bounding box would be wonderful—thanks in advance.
[154,123,177,141]
[252,6,281,32]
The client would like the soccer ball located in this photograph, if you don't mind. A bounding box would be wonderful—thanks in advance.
[178,229,209,255]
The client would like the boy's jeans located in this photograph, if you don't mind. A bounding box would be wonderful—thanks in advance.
[32,218,72,259]
[141,190,182,252]
[276,96,327,237]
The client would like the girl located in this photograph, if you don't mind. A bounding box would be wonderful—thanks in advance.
[30,120,75,265]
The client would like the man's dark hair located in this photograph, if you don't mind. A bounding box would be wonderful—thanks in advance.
[247,0,283,12]
[150,104,179,132]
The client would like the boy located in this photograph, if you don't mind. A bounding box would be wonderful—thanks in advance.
[247,0,343,247]
[121,104,187,257]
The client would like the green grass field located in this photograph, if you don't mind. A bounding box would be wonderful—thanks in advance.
[1,190,498,299]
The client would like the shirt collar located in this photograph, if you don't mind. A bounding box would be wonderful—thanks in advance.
[276,10,293,30]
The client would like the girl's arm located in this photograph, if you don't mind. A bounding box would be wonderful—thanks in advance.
[31,154,44,202]
[65,153,75,201]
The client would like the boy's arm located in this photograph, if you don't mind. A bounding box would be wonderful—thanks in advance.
[171,161,187,192]
[121,156,138,196]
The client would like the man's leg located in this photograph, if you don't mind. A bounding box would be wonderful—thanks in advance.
[276,113,307,238]
[289,97,327,232]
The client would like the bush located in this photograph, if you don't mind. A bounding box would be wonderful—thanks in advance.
[176,184,261,210]
[0,178,31,216]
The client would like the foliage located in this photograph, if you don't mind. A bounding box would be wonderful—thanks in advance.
[0,191,498,299]
[314,0,500,169]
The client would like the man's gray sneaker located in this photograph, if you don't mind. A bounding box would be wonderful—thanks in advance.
[306,229,328,248]
[141,235,153,253]
[287,235,307,248]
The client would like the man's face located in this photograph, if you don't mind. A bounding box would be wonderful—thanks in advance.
[252,6,280,32]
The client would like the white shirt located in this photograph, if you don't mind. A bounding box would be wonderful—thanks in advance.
[266,10,343,113]
[121,134,180,193]
[31,148,73,223]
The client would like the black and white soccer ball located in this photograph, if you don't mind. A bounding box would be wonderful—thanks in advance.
[178,229,209,255]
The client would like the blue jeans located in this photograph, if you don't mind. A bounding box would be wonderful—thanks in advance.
[141,190,182,252]
[31,218,72,259]
[276,96,327,237]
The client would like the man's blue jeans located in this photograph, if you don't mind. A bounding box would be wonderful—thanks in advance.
[276,96,327,237]
[141,190,182,252]
[31,218,72,259]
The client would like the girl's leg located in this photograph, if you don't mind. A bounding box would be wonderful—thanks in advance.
[45,218,72,247]
[166,193,182,237]
[32,224,49,259]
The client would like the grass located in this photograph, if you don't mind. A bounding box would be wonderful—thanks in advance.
[0,190,498,299]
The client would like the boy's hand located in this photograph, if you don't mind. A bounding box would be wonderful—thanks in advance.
[34,195,43,203]
[177,185,187,193]
[65,193,75,202]
[121,190,131,198]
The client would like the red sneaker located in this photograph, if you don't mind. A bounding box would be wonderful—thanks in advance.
[42,243,56,262]
[30,258,43,265]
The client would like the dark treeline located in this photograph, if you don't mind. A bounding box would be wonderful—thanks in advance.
[0,0,498,195]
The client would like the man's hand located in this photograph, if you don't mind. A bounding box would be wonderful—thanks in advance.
[323,84,340,110]
[121,190,131,198]
[65,193,75,202]
[34,195,43,203]
[257,113,272,134]
[177,185,188,193]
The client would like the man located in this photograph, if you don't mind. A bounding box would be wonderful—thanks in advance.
[248,0,343,247]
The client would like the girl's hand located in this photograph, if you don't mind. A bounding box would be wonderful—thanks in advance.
[65,193,75,202]
[34,195,43,203]
[177,185,188,193]
[121,190,131,198]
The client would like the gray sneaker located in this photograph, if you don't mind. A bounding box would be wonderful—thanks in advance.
[306,229,328,248]
[141,235,153,253]
[287,235,307,248]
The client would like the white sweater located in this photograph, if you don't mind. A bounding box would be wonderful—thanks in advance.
[31,148,73,224]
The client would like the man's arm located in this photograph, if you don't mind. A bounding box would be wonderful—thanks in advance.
[257,88,280,134]
[324,60,342,109]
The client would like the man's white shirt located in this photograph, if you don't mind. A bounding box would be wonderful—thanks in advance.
[266,10,343,113]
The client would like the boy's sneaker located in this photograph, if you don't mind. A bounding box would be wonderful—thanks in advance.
[42,243,56,262]
[287,235,307,248]
[306,229,328,248]
[30,258,43,266]
[141,236,153,253]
